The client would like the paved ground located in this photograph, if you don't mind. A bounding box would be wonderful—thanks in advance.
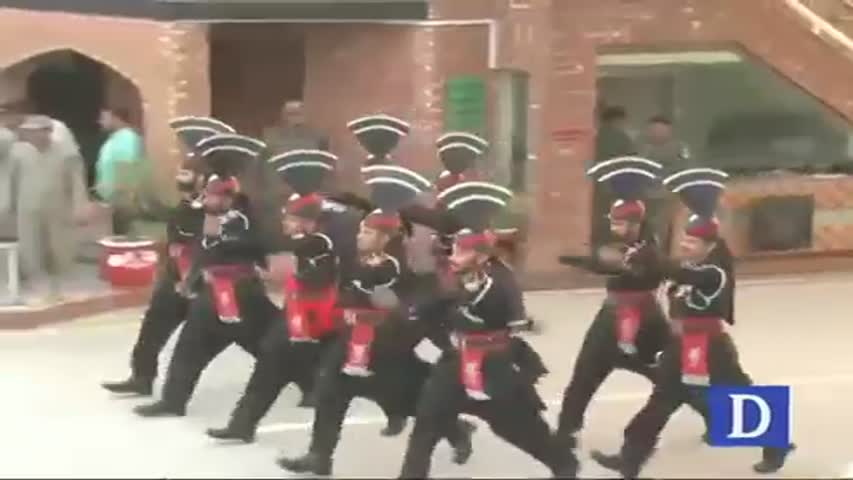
[2,274,853,478]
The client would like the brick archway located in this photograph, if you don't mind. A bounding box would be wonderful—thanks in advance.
[0,48,145,188]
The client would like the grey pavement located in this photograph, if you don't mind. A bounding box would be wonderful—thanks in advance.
[2,275,853,478]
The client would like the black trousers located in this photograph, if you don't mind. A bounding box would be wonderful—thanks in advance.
[305,339,459,461]
[159,277,277,410]
[617,332,786,477]
[129,274,189,381]
[399,353,563,478]
[223,318,332,432]
[556,302,709,438]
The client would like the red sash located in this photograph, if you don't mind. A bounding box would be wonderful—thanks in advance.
[169,243,193,280]
[679,317,724,386]
[341,309,388,377]
[609,291,655,355]
[205,265,255,324]
[458,331,510,401]
[284,274,339,342]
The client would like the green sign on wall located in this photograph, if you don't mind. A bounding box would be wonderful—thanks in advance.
[445,75,486,135]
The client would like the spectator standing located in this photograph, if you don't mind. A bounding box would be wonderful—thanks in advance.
[7,115,89,301]
[95,107,145,236]
[637,115,693,252]
[252,100,332,245]
[590,105,637,249]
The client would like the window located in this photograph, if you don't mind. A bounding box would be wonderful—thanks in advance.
[597,47,853,175]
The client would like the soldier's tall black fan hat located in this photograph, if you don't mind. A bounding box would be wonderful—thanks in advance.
[360,164,431,233]
[269,149,338,219]
[347,114,410,164]
[169,116,235,154]
[586,156,662,200]
[436,132,489,175]
[438,181,513,235]
[196,133,266,178]
[268,149,337,195]
[663,167,729,238]
[587,156,662,221]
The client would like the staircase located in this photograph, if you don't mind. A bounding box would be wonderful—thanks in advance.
[786,0,853,58]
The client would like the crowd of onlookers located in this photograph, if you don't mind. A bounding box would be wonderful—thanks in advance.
[0,101,146,302]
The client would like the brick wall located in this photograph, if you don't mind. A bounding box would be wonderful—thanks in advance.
[301,23,490,188]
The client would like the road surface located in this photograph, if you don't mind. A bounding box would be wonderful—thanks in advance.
[2,274,852,478]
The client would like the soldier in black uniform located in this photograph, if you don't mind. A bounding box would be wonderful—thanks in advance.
[321,114,426,437]
[133,133,279,417]
[554,157,708,456]
[101,116,234,396]
[277,164,474,476]
[398,182,577,479]
[591,168,795,478]
[206,149,342,442]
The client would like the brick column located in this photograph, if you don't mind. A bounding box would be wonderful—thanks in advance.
[154,22,211,203]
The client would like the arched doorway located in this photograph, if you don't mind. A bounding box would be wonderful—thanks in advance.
[2,49,143,188]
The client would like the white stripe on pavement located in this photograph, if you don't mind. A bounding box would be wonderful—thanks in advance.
[257,372,853,434]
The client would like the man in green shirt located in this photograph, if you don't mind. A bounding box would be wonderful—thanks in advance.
[96,107,145,235]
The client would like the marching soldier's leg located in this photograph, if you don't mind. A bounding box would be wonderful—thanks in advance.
[555,321,616,447]
[277,371,356,476]
[398,361,466,478]
[103,279,187,395]
[134,302,231,417]
[208,323,292,443]
[712,335,795,474]
[483,397,579,477]
[591,347,684,479]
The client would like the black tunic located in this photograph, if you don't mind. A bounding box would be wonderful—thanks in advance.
[198,206,265,268]
[272,232,337,291]
[166,199,205,246]
[450,260,517,333]
[664,240,735,325]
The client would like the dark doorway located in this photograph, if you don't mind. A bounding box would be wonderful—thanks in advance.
[26,51,107,188]
[209,24,306,136]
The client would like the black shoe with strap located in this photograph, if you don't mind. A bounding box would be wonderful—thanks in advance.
[133,400,185,418]
[753,444,796,474]
[206,425,255,443]
[451,419,477,465]
[101,376,153,396]
[276,452,332,476]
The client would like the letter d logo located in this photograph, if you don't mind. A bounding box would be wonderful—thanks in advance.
[707,385,791,448]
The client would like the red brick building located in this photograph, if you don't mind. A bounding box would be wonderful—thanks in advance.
[2,0,853,286]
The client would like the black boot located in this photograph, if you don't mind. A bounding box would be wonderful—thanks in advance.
[206,425,255,443]
[133,400,185,418]
[552,432,580,477]
[590,447,647,480]
[381,415,408,437]
[101,376,153,396]
[276,452,332,476]
[207,394,259,443]
[451,419,477,465]
[551,453,580,479]
[753,444,795,474]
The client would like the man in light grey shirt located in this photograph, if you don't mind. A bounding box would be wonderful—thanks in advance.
[253,100,331,246]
